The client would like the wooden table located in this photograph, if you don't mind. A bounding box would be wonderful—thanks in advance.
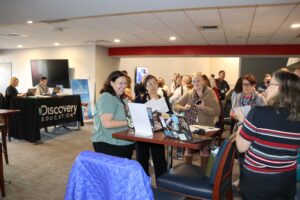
[113,129,218,169]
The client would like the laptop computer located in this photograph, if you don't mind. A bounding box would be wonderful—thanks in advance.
[158,113,211,144]
[52,87,61,95]
[27,88,37,96]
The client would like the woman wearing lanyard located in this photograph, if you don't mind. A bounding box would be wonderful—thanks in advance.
[134,74,171,179]
[173,72,220,166]
[92,70,134,159]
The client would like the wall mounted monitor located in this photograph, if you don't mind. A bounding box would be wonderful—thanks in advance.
[30,59,71,88]
[135,67,148,84]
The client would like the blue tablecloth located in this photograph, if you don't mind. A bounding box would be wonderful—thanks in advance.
[65,151,154,200]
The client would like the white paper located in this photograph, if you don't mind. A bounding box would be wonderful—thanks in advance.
[128,103,153,137]
[233,105,251,118]
[144,98,169,113]
[189,125,220,133]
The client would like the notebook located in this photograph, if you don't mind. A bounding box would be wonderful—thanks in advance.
[158,113,211,144]
[27,88,37,96]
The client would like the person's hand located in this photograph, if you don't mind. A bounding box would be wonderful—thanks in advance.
[195,101,205,109]
[18,93,26,97]
[127,117,134,128]
[234,108,244,122]
[230,111,236,118]
[183,104,191,111]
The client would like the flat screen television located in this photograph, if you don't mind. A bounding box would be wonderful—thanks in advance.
[135,67,148,84]
[30,59,71,88]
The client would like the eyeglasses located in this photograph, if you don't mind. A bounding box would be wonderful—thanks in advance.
[269,83,279,86]
[242,83,253,87]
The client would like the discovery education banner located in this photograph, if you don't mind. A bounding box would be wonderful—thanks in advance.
[71,79,93,120]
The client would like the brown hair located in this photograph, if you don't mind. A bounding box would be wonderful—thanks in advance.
[243,74,256,85]
[272,71,300,121]
[143,74,158,87]
[100,70,127,98]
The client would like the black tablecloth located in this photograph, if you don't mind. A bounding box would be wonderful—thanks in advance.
[9,95,84,142]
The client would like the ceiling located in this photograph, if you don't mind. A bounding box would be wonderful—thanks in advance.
[0,0,300,50]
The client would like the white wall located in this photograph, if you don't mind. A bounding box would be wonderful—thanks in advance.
[0,45,96,105]
[119,57,240,87]
[95,46,120,100]
[209,57,240,86]
[119,57,211,87]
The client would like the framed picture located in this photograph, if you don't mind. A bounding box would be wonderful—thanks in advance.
[135,67,148,84]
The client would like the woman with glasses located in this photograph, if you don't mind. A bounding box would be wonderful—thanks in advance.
[231,74,266,119]
[92,71,134,159]
[134,74,171,180]
[236,71,300,200]
[230,74,266,189]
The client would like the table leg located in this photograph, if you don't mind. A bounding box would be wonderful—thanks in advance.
[4,116,11,142]
[200,145,210,171]
[166,146,173,170]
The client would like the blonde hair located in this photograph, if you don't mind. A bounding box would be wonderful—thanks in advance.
[10,77,19,86]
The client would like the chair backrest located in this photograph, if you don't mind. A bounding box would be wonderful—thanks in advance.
[0,93,5,109]
[211,135,236,200]
[65,151,154,200]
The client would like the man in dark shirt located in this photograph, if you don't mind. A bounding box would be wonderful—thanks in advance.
[215,70,230,100]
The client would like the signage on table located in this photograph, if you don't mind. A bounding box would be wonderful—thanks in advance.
[39,104,78,122]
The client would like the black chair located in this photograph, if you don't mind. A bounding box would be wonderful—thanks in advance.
[157,135,236,200]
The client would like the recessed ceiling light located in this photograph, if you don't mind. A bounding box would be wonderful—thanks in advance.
[27,20,33,24]
[17,45,23,48]
[114,39,120,43]
[169,36,176,41]
[291,23,300,29]
[54,42,60,46]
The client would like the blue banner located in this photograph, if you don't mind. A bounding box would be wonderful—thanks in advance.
[71,79,93,120]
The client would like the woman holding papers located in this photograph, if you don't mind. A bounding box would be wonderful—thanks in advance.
[172,72,220,166]
[134,74,171,179]
[92,71,134,159]
[230,74,267,190]
[236,71,300,200]
[231,74,266,119]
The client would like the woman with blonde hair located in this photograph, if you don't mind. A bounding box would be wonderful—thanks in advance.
[4,77,25,108]
[173,72,220,166]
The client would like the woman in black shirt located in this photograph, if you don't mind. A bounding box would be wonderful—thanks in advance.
[134,75,171,180]
[5,77,25,108]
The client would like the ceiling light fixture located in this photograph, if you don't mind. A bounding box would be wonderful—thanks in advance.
[27,20,33,24]
[291,23,300,29]
[54,42,60,46]
[169,36,176,41]
[114,39,120,43]
[17,45,23,48]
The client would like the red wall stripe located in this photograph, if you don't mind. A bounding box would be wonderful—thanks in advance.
[108,45,300,56]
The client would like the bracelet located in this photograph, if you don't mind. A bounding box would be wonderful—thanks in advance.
[236,122,244,128]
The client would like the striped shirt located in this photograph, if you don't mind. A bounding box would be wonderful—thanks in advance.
[240,106,300,174]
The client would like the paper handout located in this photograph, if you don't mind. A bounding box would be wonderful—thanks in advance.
[144,98,169,113]
[128,103,153,137]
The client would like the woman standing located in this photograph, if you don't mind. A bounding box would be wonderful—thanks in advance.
[134,75,170,179]
[5,77,25,108]
[173,73,220,166]
[236,71,300,200]
[92,71,134,159]
[173,72,220,127]
[231,74,266,118]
